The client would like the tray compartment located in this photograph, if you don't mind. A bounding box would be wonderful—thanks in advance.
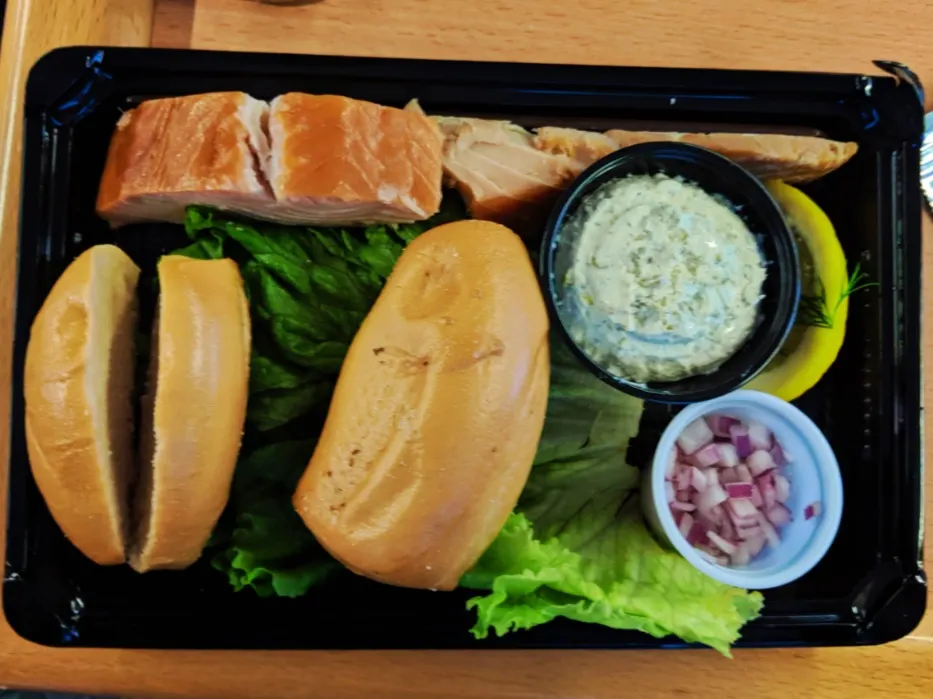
[4,46,925,649]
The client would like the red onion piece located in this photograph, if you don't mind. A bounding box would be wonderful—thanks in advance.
[690,443,721,468]
[665,447,678,480]
[707,530,737,556]
[731,543,752,566]
[696,483,728,511]
[729,423,752,458]
[678,512,694,537]
[689,466,708,492]
[736,524,762,540]
[746,534,767,557]
[804,501,822,520]
[748,420,772,451]
[686,519,708,545]
[757,514,781,549]
[765,503,792,527]
[706,414,739,438]
[747,450,776,476]
[727,497,758,519]
[769,443,787,468]
[719,468,739,485]
[677,419,715,455]
[718,443,740,468]
[773,473,790,504]
[725,482,753,499]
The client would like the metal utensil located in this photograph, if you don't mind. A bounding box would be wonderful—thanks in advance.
[922,112,933,210]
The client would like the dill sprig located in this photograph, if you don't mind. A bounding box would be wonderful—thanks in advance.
[798,262,878,329]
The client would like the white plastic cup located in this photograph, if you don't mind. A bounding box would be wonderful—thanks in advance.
[643,390,843,589]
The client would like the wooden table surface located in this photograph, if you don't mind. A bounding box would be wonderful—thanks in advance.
[0,0,931,697]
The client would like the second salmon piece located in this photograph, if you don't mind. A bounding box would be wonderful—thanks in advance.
[267,94,443,225]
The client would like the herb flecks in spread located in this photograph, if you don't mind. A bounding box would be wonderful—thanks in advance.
[562,174,766,383]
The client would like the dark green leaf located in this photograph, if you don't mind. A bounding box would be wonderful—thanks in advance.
[247,381,333,432]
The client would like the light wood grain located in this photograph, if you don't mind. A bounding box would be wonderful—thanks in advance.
[187,0,933,87]
[0,0,931,697]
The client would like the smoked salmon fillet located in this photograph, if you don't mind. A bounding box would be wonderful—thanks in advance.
[96,93,443,227]
[267,94,443,224]
[96,92,273,226]
[435,116,857,234]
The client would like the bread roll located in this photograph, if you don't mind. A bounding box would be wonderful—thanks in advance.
[293,220,550,590]
[129,256,250,572]
[24,245,140,564]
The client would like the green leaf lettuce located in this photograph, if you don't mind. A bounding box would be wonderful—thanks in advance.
[461,346,763,655]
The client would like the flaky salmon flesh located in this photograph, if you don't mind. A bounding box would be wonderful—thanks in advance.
[96,92,443,227]
[435,115,857,234]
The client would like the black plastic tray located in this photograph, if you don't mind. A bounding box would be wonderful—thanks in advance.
[4,46,926,650]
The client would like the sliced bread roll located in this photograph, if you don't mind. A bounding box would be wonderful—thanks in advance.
[293,220,550,590]
[24,245,141,565]
[129,255,250,572]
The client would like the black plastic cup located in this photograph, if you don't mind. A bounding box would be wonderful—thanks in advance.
[540,142,801,403]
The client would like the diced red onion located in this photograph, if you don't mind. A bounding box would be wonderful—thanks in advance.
[736,524,762,540]
[757,514,781,549]
[678,512,694,537]
[707,530,737,556]
[690,443,721,468]
[731,543,751,567]
[727,497,758,519]
[759,477,777,510]
[669,413,794,569]
[665,447,678,480]
[748,420,772,451]
[747,450,776,476]
[706,414,739,438]
[689,466,708,492]
[720,516,737,542]
[696,483,728,511]
[773,473,790,504]
[729,423,753,458]
[677,419,715,455]
[769,443,787,468]
[675,469,691,492]
[686,519,708,546]
[765,503,792,527]
[719,468,739,485]
[745,534,766,557]
[804,501,822,520]
[718,443,740,468]
[725,482,753,499]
